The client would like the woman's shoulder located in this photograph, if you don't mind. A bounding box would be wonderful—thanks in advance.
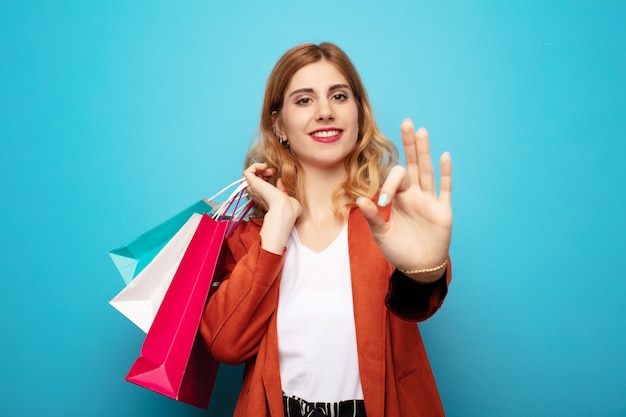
[226,217,264,255]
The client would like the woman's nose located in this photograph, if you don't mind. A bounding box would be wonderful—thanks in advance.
[316,99,335,121]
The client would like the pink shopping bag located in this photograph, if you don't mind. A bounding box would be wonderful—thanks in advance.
[125,213,231,409]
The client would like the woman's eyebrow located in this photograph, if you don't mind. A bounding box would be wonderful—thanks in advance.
[288,84,352,98]
[288,87,314,98]
[329,83,351,92]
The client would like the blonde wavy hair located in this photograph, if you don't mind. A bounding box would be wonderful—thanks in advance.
[245,42,398,218]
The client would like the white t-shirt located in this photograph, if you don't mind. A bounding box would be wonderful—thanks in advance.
[277,223,364,402]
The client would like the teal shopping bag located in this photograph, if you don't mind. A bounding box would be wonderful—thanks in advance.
[109,199,218,285]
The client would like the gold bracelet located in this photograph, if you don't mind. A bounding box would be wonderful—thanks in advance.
[398,259,447,275]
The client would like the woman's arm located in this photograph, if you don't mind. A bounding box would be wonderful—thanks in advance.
[201,163,301,365]
[199,221,283,365]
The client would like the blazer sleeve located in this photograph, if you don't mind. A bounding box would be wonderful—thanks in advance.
[385,256,452,322]
[199,219,283,365]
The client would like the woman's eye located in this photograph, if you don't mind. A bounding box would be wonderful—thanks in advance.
[332,93,348,102]
[296,97,312,105]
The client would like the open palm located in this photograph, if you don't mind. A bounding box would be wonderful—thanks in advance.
[357,119,452,276]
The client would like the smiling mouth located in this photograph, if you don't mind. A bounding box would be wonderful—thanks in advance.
[310,129,342,142]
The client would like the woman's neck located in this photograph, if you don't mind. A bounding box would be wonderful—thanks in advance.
[294,165,350,253]
[298,164,349,224]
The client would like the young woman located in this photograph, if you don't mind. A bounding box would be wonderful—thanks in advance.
[200,42,453,417]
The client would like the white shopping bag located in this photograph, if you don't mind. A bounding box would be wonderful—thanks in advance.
[109,213,203,333]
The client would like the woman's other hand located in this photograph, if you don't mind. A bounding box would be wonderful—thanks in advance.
[243,162,302,254]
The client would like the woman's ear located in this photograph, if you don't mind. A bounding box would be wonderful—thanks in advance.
[271,111,285,139]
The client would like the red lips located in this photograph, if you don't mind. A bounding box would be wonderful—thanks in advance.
[309,128,343,143]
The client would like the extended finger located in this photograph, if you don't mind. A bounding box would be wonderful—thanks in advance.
[401,119,419,186]
[415,128,436,195]
[439,151,452,206]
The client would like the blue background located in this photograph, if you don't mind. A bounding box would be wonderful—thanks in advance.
[1,1,624,416]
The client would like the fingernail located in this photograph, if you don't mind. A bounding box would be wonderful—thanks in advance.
[377,193,389,207]
[356,196,363,206]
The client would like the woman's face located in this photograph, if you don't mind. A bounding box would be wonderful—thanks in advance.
[275,60,359,173]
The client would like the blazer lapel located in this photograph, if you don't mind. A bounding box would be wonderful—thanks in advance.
[262,311,285,417]
[348,208,391,417]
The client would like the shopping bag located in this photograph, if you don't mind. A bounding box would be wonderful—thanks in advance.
[124,182,252,409]
[109,199,218,284]
[108,179,250,332]
[109,213,203,333]
[108,178,247,285]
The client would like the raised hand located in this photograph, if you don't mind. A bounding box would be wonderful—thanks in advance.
[356,119,452,282]
[243,162,302,254]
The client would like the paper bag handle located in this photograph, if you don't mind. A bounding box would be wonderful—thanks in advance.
[211,178,250,221]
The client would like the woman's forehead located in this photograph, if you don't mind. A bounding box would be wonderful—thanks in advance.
[286,61,350,92]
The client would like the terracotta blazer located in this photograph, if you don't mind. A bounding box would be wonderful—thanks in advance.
[200,207,451,417]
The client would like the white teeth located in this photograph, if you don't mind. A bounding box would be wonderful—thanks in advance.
[312,130,340,138]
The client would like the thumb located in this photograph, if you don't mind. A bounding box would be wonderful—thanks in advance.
[276,177,287,192]
[356,196,386,233]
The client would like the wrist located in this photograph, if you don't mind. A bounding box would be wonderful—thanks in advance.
[397,259,448,283]
[259,209,295,254]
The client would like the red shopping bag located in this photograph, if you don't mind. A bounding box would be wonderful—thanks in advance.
[125,213,231,409]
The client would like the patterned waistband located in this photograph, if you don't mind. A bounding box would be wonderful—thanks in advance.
[283,394,366,417]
